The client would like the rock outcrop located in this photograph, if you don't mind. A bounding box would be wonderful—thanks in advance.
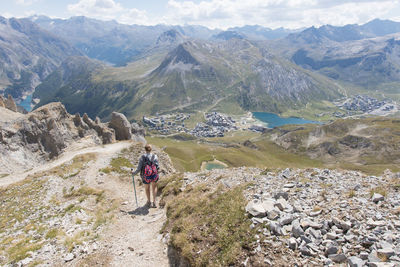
[1,94,18,112]
[0,102,144,173]
[108,112,146,141]
[109,112,132,140]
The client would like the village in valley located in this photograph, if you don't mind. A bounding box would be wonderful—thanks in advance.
[143,112,267,137]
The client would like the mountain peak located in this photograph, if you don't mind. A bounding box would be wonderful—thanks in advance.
[212,30,246,40]
[153,42,200,74]
[168,43,199,66]
[156,29,186,45]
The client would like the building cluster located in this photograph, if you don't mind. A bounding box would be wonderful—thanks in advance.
[190,112,237,137]
[142,113,190,135]
[143,112,239,137]
[337,95,391,113]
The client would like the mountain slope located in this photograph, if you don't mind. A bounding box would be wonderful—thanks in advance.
[0,17,81,99]
[267,20,400,92]
[34,39,342,120]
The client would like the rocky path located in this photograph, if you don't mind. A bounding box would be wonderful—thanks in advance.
[81,144,169,267]
[1,139,170,266]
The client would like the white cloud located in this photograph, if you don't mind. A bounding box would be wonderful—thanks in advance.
[161,0,400,29]
[67,0,150,24]
[15,0,38,6]
[66,0,400,29]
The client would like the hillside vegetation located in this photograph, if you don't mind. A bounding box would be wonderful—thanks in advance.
[266,117,400,175]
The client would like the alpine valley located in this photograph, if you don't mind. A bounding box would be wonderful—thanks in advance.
[1,13,400,267]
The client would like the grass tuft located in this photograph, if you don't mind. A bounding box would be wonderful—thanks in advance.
[162,182,256,266]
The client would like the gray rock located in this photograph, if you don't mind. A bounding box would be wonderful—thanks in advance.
[281,168,291,178]
[372,193,384,203]
[275,198,288,211]
[274,192,289,200]
[360,251,369,260]
[377,248,395,258]
[288,237,297,250]
[270,221,283,236]
[326,232,338,240]
[108,112,132,140]
[283,183,295,188]
[308,228,322,240]
[262,199,277,213]
[279,214,295,226]
[368,250,381,263]
[245,200,266,217]
[292,220,305,238]
[301,219,322,229]
[267,210,280,220]
[329,253,347,263]
[64,253,75,262]
[348,256,364,267]
[309,209,322,217]
[299,245,313,256]
[325,245,339,256]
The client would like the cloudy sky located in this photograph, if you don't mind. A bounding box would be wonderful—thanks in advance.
[2,0,400,29]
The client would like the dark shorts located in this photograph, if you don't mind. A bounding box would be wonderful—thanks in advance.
[142,174,159,184]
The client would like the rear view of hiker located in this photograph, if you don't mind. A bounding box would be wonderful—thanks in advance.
[131,144,159,208]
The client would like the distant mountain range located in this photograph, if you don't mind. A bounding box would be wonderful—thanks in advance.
[1,15,400,119]
[34,38,341,120]
[268,19,400,89]
[0,16,81,99]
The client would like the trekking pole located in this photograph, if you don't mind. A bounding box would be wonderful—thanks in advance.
[131,171,138,207]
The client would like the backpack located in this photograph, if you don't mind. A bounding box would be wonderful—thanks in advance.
[142,154,158,180]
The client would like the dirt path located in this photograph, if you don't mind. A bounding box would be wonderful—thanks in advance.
[2,139,170,266]
[79,141,169,267]
[0,140,130,188]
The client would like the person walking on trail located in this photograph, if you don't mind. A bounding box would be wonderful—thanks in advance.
[131,144,159,208]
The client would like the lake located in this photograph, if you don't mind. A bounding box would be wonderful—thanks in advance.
[253,112,321,128]
[18,94,33,112]
[205,162,226,170]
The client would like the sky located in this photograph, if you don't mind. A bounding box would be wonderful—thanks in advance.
[1,0,400,30]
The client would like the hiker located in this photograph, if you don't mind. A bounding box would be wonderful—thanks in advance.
[131,144,159,208]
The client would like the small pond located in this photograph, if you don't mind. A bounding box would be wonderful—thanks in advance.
[205,162,226,170]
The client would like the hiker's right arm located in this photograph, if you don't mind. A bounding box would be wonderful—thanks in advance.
[131,156,143,175]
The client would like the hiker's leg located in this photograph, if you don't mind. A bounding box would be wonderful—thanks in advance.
[145,184,151,203]
[151,182,157,203]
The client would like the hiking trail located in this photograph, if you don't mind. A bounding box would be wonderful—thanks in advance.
[2,140,169,267]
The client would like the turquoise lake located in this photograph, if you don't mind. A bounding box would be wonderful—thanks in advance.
[205,163,225,170]
[253,112,321,128]
[18,94,33,112]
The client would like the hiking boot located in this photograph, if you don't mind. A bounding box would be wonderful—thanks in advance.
[151,202,157,208]
[145,201,151,208]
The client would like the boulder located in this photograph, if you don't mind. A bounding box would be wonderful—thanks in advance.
[348,256,364,267]
[372,193,384,203]
[109,112,132,140]
[245,200,266,217]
